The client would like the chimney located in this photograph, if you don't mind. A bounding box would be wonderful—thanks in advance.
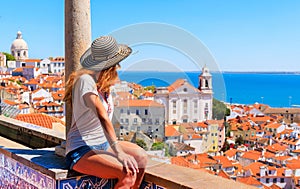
[260,166,266,177]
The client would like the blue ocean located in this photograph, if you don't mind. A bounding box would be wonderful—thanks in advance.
[118,71,300,108]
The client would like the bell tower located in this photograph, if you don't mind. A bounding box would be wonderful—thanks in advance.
[198,65,212,92]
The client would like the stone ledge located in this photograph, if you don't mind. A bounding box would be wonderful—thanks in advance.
[0,144,256,189]
[0,115,64,148]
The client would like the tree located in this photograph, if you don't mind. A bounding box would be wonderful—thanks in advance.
[136,139,147,150]
[235,136,244,146]
[212,98,230,120]
[144,85,155,92]
[221,140,230,152]
[2,52,15,61]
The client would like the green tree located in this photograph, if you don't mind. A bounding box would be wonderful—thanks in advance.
[2,52,15,61]
[212,98,230,120]
[235,136,244,146]
[221,140,230,152]
[136,139,147,150]
[151,142,164,150]
[144,85,155,92]
[151,142,170,156]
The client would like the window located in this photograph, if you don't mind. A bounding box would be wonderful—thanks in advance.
[136,109,140,115]
[133,118,137,124]
[125,119,129,123]
[127,109,130,115]
[194,100,198,113]
[266,178,269,183]
[17,51,20,57]
[280,178,284,183]
[120,109,124,114]
[142,118,146,123]
[120,119,123,123]
[145,109,148,115]
[155,119,159,125]
[183,88,187,92]
[273,178,277,183]
[148,118,152,124]
[172,101,176,114]
[156,128,159,132]
[54,63,57,67]
[183,99,188,114]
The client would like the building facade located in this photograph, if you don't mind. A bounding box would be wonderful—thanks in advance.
[113,99,165,141]
[154,66,213,125]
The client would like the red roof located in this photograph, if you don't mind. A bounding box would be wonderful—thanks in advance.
[15,113,65,129]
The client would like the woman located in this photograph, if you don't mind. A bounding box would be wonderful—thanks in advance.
[64,36,147,189]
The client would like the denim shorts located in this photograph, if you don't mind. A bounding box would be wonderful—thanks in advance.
[66,141,109,170]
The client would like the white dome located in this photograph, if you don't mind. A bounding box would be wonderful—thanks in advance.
[11,31,28,50]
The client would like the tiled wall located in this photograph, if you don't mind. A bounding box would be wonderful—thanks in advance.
[0,152,166,189]
[0,153,56,189]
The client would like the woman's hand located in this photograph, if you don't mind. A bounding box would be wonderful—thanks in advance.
[116,150,139,175]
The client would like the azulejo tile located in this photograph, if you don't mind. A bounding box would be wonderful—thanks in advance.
[59,175,115,189]
[0,153,56,189]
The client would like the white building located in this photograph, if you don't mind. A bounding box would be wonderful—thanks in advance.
[10,31,28,60]
[50,57,65,74]
[154,66,213,125]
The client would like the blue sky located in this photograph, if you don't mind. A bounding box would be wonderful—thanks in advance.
[0,0,299,72]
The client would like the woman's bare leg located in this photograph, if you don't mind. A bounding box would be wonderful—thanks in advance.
[72,150,136,189]
[108,141,148,189]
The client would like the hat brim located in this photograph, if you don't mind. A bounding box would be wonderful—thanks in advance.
[80,44,132,71]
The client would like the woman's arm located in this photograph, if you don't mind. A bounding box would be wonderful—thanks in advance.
[83,92,139,173]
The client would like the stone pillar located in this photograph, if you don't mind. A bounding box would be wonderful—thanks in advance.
[65,0,91,134]
[56,0,91,156]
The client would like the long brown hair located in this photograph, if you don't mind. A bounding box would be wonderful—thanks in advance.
[64,64,120,106]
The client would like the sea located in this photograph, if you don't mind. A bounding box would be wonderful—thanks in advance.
[118,71,300,108]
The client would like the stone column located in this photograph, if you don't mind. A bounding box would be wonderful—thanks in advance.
[56,0,91,156]
[65,0,91,134]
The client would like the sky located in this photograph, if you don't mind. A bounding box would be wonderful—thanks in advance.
[0,0,300,72]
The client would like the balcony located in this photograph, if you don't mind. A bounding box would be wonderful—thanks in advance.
[0,116,255,188]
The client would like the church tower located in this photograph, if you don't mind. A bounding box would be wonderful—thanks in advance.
[11,31,29,60]
[198,65,213,92]
[198,65,213,120]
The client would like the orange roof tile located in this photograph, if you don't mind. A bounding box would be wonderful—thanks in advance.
[286,159,300,169]
[266,143,287,153]
[241,150,261,161]
[213,156,233,168]
[3,99,18,106]
[15,113,65,129]
[237,176,262,186]
[165,126,181,137]
[224,149,237,157]
[243,162,265,176]
[217,170,231,179]
[117,99,164,107]
[24,59,41,62]
[13,68,23,72]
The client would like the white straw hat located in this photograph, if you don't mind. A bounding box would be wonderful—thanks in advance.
[80,36,131,71]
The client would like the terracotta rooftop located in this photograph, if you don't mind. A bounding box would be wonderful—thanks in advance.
[165,126,181,137]
[116,99,164,107]
[237,176,262,187]
[15,113,65,129]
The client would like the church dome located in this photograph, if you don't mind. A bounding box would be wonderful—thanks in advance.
[11,31,29,60]
[11,31,28,50]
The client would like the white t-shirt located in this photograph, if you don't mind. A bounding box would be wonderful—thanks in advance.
[66,74,113,154]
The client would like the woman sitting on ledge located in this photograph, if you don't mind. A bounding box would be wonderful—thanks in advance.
[64,36,147,189]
